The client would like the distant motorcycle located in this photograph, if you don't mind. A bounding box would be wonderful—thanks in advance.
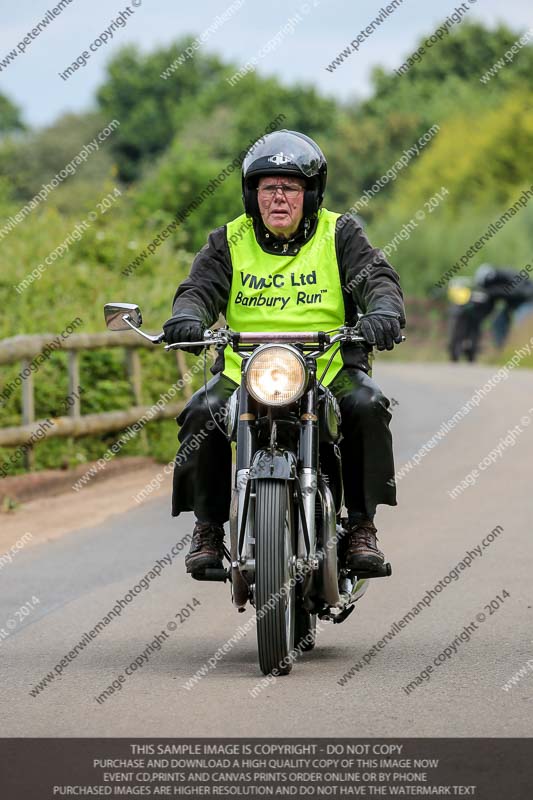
[447,280,491,362]
[104,302,403,676]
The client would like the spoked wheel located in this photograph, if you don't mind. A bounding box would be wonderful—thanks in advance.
[255,480,296,676]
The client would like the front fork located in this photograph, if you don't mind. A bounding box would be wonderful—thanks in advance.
[230,379,321,608]
[229,372,378,617]
[231,384,256,603]
[297,379,319,597]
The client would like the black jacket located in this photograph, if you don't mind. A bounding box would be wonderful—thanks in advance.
[478,268,533,306]
[171,212,406,375]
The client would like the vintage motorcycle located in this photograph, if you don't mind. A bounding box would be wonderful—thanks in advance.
[447,279,491,363]
[104,302,399,676]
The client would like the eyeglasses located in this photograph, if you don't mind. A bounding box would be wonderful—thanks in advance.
[257,183,304,198]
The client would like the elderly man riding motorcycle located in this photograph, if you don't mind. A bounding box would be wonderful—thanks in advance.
[163,130,406,577]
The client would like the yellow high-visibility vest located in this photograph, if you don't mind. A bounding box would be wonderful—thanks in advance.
[223,208,345,385]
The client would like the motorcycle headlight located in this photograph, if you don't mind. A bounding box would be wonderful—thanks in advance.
[245,345,307,407]
[448,284,472,305]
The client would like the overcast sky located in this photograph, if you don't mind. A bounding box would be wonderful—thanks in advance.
[1,0,530,128]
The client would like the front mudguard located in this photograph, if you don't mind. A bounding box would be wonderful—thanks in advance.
[230,450,299,608]
[250,449,314,559]
[249,449,298,481]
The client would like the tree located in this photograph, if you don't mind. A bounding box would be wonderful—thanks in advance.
[323,22,533,220]
[382,90,533,216]
[0,111,115,208]
[0,93,25,134]
[97,41,230,181]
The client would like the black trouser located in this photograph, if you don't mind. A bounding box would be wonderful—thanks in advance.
[171,368,397,524]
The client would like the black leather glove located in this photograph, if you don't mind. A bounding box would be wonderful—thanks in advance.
[359,311,402,351]
[162,316,205,355]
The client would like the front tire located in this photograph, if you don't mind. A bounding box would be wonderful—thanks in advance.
[255,480,296,676]
[448,316,465,362]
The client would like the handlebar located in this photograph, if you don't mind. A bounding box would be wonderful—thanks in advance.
[162,327,405,351]
[104,305,405,351]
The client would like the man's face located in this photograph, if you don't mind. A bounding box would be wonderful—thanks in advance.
[257,174,305,239]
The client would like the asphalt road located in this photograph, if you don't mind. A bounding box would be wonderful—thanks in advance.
[1,362,532,737]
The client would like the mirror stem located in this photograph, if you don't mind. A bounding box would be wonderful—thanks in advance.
[122,314,165,343]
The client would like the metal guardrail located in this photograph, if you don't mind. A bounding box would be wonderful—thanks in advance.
[0,330,192,470]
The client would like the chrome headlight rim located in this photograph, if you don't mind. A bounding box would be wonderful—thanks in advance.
[244,344,308,407]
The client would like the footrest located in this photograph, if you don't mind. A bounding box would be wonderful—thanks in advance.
[332,604,356,624]
[317,604,356,625]
[348,562,392,579]
[191,568,230,582]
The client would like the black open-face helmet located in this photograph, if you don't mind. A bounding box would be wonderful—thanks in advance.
[242,129,327,219]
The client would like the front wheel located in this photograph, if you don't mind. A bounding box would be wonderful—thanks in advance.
[448,315,466,362]
[255,480,296,676]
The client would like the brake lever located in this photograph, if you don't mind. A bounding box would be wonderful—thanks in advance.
[163,340,211,351]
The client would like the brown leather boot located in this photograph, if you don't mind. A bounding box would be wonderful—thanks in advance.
[343,519,384,572]
[185,521,225,574]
